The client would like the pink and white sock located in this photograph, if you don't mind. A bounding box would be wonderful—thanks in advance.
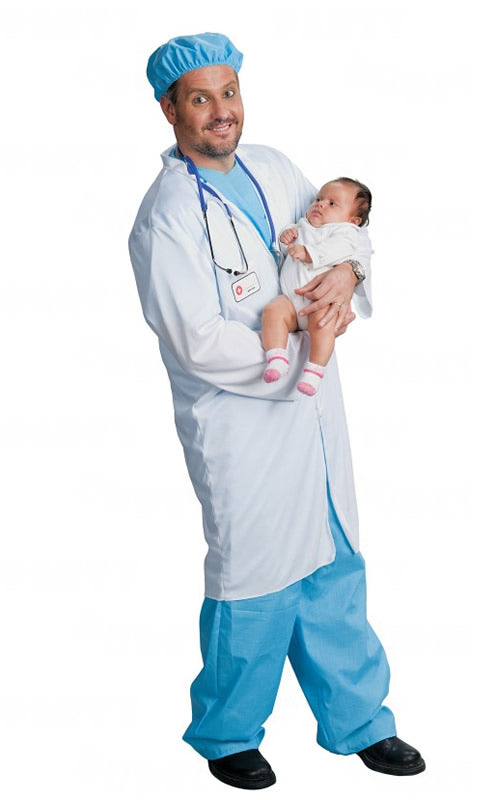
[297,361,326,396]
[263,348,290,383]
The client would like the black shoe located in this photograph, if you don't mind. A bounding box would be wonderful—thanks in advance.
[208,748,276,790]
[356,736,426,776]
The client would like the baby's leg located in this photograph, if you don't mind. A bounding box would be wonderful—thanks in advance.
[262,295,298,351]
[308,309,336,366]
[297,309,336,396]
[261,295,298,383]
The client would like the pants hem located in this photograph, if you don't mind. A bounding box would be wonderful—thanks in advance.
[182,734,264,761]
[317,715,397,756]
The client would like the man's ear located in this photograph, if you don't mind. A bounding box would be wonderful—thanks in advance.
[160,95,176,125]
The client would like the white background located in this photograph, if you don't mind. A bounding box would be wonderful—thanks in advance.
[1,1,478,797]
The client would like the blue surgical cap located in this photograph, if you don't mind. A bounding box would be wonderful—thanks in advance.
[146,32,243,101]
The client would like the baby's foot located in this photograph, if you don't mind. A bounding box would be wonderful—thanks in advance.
[263,348,290,383]
[297,361,326,396]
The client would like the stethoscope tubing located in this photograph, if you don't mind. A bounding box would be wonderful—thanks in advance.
[177,148,277,273]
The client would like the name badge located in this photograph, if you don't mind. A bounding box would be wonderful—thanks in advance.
[231,272,261,303]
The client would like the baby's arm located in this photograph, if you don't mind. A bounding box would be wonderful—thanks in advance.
[306,225,364,270]
[287,243,311,263]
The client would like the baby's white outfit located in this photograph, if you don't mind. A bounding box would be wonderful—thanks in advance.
[279,218,373,330]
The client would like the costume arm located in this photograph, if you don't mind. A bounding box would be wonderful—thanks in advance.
[350,231,373,318]
[128,217,310,401]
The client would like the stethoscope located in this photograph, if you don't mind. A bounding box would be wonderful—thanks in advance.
[177,147,278,276]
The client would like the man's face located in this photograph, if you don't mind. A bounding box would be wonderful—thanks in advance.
[306,182,361,227]
[161,64,244,168]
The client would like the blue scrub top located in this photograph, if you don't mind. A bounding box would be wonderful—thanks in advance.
[170,148,272,251]
[197,162,272,251]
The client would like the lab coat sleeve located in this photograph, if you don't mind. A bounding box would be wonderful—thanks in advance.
[128,215,310,401]
[350,230,373,318]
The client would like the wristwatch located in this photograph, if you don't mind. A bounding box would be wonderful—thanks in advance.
[343,259,366,283]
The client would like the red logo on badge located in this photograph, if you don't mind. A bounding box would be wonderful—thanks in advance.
[235,285,243,295]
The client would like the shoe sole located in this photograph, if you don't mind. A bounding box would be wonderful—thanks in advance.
[357,752,426,776]
[208,762,277,790]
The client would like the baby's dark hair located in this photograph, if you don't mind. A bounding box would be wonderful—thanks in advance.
[335,177,372,226]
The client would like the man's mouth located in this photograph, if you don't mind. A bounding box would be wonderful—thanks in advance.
[205,119,237,134]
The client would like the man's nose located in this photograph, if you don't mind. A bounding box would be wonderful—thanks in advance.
[211,96,229,118]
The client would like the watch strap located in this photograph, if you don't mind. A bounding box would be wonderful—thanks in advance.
[344,259,366,283]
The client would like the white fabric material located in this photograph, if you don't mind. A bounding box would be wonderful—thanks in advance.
[128,144,372,601]
[280,217,373,330]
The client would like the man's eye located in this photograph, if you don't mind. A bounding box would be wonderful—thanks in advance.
[193,96,208,104]
[225,89,235,98]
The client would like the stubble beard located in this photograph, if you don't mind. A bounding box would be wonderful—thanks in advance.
[194,119,243,159]
[194,139,240,158]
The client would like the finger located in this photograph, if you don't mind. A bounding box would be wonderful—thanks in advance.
[296,268,350,298]
[295,281,331,299]
[335,310,356,336]
[301,288,340,306]
[336,301,354,332]
[334,303,349,332]
[294,273,329,294]
[298,300,330,318]
[318,306,339,327]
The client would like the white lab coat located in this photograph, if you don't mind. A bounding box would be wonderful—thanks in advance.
[280,218,373,330]
[128,145,372,601]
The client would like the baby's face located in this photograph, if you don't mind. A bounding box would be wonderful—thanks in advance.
[306,181,361,227]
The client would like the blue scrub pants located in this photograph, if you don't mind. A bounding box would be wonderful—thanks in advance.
[183,492,396,760]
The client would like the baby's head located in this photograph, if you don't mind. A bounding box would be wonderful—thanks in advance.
[306,178,372,228]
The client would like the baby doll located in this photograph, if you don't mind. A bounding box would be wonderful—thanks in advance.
[262,177,372,395]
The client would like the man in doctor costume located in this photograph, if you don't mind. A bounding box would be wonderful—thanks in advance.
[128,32,425,789]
